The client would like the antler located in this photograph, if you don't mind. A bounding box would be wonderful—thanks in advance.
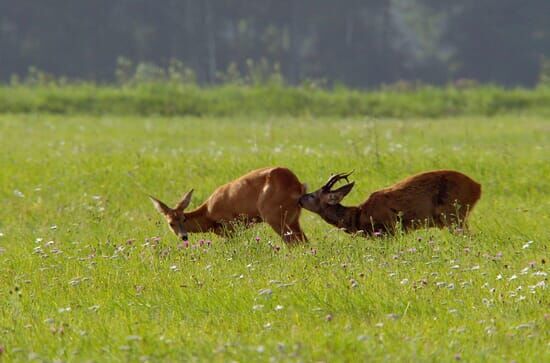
[322,171,354,192]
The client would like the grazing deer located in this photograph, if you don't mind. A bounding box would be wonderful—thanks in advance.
[150,167,307,244]
[299,170,481,235]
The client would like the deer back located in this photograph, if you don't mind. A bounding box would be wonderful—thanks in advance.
[204,167,305,220]
[359,170,481,231]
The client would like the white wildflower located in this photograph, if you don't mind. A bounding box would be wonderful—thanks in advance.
[258,288,272,296]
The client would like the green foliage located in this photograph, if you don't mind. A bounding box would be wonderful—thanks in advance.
[114,57,198,86]
[1,82,550,118]
[0,114,549,362]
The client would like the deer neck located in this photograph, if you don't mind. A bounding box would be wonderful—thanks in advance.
[319,204,361,233]
[183,204,214,233]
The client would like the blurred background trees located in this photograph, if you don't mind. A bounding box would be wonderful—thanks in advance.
[0,0,548,87]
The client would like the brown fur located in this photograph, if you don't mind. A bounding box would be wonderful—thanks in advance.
[150,167,307,244]
[299,170,481,236]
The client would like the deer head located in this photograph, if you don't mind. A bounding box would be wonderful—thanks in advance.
[299,172,355,212]
[149,189,194,241]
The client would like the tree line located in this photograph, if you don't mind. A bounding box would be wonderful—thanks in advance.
[1,0,548,87]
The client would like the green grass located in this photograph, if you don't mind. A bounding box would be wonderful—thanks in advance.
[1,83,550,118]
[0,114,549,362]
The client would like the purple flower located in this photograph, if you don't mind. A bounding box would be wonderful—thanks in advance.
[255,236,261,242]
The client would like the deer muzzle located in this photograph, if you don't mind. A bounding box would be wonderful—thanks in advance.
[298,193,320,212]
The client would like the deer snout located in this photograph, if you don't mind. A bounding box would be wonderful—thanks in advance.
[180,234,189,241]
[299,193,319,212]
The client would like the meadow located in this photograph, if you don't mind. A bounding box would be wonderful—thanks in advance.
[0,113,549,362]
[1,82,550,119]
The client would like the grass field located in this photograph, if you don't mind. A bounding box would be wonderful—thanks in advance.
[0,114,549,362]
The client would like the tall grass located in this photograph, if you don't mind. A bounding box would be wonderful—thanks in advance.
[1,82,550,118]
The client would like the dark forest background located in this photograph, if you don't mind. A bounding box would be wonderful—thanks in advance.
[1,0,549,87]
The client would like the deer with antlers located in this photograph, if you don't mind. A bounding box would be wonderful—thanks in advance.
[150,167,307,244]
[299,170,481,235]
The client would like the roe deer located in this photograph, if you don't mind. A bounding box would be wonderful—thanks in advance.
[299,170,481,235]
[150,167,307,244]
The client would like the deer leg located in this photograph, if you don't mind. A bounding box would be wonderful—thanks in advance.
[288,220,307,243]
[262,215,287,240]
[261,206,305,245]
[212,221,241,238]
[284,204,307,243]
[454,211,471,234]
[265,220,304,245]
[436,210,470,235]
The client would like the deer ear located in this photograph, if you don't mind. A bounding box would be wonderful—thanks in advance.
[326,182,355,205]
[175,189,194,211]
[149,196,171,215]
